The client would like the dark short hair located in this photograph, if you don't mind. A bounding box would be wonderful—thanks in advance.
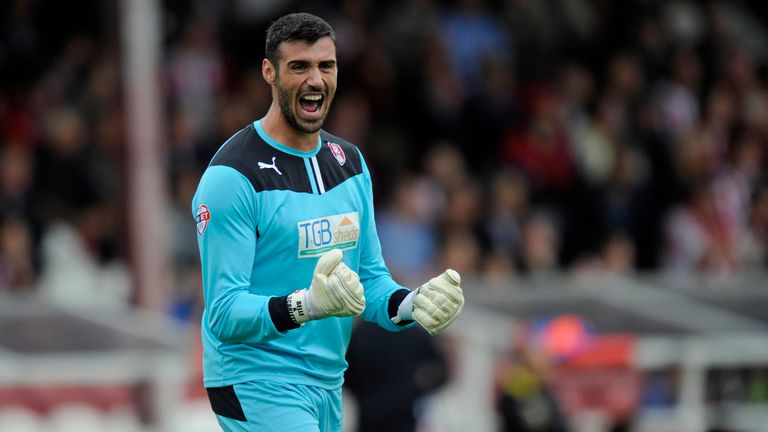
[265,13,336,66]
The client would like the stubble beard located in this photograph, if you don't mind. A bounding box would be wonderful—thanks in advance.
[276,80,331,134]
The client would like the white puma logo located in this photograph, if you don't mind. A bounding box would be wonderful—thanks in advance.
[258,157,282,175]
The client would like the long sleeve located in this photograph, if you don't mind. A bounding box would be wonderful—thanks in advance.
[193,165,283,344]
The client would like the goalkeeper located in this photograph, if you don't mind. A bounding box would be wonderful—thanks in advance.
[192,12,464,432]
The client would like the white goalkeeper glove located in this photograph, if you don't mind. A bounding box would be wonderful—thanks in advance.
[392,269,464,335]
[287,249,365,324]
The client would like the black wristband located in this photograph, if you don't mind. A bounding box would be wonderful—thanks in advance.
[269,295,301,332]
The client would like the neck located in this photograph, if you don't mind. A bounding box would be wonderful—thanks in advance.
[261,103,319,152]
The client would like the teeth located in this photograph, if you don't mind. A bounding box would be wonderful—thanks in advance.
[302,94,322,101]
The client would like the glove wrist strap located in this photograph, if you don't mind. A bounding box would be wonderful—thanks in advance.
[392,290,416,324]
[287,290,311,325]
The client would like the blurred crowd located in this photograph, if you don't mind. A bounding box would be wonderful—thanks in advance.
[1,0,768,311]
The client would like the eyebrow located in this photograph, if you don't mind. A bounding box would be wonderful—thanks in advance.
[286,59,336,67]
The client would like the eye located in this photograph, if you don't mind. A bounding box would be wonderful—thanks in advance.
[289,62,308,71]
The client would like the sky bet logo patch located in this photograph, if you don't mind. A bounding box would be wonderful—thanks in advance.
[297,212,360,258]
[196,204,210,235]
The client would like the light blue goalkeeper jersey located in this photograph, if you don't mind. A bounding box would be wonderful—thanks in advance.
[192,120,412,389]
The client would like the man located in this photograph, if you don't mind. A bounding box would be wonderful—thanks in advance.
[192,13,464,432]
[345,319,450,432]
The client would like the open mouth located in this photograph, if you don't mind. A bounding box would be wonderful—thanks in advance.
[299,93,325,118]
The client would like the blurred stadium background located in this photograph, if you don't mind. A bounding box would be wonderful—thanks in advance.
[1,0,768,431]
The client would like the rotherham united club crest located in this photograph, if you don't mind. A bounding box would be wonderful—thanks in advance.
[196,204,211,235]
[328,142,346,166]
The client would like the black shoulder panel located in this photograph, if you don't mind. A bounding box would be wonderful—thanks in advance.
[318,130,363,192]
[210,125,312,193]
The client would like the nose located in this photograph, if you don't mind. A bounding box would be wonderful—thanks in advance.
[307,66,323,89]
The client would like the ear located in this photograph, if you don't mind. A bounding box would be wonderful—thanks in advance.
[262,58,276,85]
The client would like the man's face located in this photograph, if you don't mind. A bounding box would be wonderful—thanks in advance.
[273,37,337,134]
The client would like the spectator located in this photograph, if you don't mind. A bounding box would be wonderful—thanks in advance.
[651,47,701,141]
[519,211,561,279]
[345,319,449,432]
[439,0,513,94]
[0,145,40,242]
[166,16,225,145]
[573,93,627,187]
[485,168,529,259]
[663,179,740,277]
[497,319,572,432]
[503,83,577,204]
[377,174,440,285]
[601,231,637,275]
[745,182,768,267]
[438,228,482,277]
[0,215,36,292]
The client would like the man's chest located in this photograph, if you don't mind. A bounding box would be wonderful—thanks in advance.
[254,185,366,261]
